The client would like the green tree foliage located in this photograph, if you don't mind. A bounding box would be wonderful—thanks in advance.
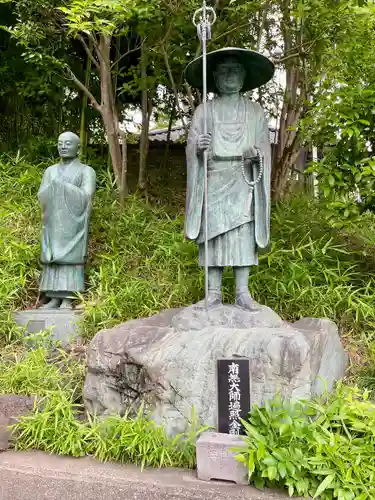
[3,0,265,197]
[0,3,80,151]
[301,2,375,225]
[2,0,375,207]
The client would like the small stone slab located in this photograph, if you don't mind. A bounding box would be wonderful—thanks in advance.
[13,309,83,346]
[0,415,11,451]
[196,432,248,485]
[0,395,36,451]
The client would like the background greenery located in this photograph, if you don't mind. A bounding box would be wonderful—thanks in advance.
[1,154,375,379]
[2,147,375,498]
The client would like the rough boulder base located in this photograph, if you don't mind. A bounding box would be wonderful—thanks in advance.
[83,304,348,436]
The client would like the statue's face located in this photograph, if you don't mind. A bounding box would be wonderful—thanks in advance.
[58,132,80,159]
[214,58,246,94]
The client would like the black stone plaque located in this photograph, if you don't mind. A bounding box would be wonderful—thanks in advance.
[217,358,250,435]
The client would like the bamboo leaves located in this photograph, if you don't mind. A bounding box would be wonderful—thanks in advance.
[234,385,375,499]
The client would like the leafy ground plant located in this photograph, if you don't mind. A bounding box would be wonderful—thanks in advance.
[234,385,375,500]
[0,344,85,398]
[12,391,208,469]
[1,346,208,469]
[2,155,375,342]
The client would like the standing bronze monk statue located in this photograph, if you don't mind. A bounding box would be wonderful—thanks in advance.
[38,132,96,310]
[184,48,274,309]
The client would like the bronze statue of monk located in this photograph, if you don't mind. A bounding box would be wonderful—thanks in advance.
[184,48,274,309]
[38,132,96,310]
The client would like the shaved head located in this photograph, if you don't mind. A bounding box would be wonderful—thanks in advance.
[58,131,80,160]
[58,131,80,144]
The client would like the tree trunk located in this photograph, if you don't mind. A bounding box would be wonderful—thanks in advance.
[98,34,123,189]
[161,44,188,133]
[80,38,92,161]
[119,128,128,204]
[69,33,128,201]
[162,96,176,169]
[271,1,304,201]
[138,44,151,195]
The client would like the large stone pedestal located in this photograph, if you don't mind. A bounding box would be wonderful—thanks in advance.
[14,309,82,345]
[83,304,348,436]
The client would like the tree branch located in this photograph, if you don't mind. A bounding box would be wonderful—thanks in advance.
[64,67,101,114]
[89,33,107,65]
[78,34,100,69]
[184,83,196,112]
[161,44,188,133]
[274,52,300,64]
[110,42,144,70]
[256,2,270,51]
[212,22,250,44]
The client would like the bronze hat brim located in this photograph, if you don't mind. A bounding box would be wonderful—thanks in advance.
[184,47,275,93]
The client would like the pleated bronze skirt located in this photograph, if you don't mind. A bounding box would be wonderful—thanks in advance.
[198,222,258,267]
[40,264,85,297]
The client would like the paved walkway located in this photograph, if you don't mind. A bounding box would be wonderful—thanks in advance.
[0,451,299,500]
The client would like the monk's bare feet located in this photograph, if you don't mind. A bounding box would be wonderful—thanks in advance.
[60,298,73,310]
[235,292,261,311]
[40,298,61,309]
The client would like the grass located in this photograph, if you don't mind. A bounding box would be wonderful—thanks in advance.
[13,390,206,468]
[1,154,375,374]
[0,344,208,469]
[0,344,85,398]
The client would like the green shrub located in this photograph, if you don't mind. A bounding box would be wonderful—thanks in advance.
[355,331,375,391]
[87,406,204,469]
[81,194,375,339]
[2,155,375,340]
[1,346,207,469]
[13,390,208,469]
[0,157,41,344]
[14,389,89,457]
[234,385,375,499]
[0,345,85,397]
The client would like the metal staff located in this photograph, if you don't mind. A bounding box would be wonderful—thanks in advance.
[193,1,216,311]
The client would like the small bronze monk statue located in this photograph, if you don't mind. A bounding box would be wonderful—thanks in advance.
[38,132,96,310]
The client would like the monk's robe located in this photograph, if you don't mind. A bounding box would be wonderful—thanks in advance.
[37,159,96,298]
[185,96,271,267]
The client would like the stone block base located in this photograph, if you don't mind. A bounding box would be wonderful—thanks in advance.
[0,395,36,450]
[196,432,248,485]
[13,309,83,345]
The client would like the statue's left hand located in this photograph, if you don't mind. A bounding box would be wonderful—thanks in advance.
[244,146,258,158]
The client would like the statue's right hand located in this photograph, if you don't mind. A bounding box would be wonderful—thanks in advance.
[197,133,211,152]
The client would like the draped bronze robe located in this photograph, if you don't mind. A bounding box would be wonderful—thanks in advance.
[185,96,271,267]
[38,159,96,298]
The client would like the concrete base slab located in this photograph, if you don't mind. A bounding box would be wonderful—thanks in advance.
[0,451,307,500]
[13,309,83,345]
[196,432,247,485]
